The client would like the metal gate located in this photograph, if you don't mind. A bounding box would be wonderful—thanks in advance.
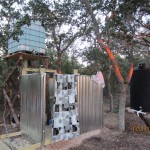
[20,73,46,143]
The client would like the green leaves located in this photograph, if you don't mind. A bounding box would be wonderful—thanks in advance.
[0,0,30,54]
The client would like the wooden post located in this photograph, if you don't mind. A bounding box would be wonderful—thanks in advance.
[3,89,19,125]
[73,69,79,74]
[21,60,28,75]
[5,91,19,119]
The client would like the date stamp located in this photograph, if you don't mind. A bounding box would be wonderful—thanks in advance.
[132,126,150,132]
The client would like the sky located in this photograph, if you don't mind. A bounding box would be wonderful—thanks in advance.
[1,0,149,65]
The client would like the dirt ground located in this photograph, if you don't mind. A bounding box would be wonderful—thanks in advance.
[0,110,20,135]
[1,103,150,150]
[40,104,150,150]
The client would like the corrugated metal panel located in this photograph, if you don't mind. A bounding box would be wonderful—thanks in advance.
[20,73,46,143]
[78,76,103,134]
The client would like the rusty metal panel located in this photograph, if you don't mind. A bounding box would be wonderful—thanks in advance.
[20,73,46,143]
[78,75,103,134]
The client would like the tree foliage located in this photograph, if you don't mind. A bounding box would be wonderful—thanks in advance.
[0,0,30,54]
[25,0,90,72]
[0,0,149,120]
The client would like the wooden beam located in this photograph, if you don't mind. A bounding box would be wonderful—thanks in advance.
[3,89,20,125]
[0,123,4,127]
[22,68,57,74]
[4,57,21,85]
[73,69,79,74]
[1,131,51,150]
[0,131,22,139]
[0,124,12,127]
[4,52,49,61]
[19,139,52,150]
[45,68,57,73]
[5,90,19,119]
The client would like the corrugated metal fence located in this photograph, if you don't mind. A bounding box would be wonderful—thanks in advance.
[20,73,46,143]
[20,74,103,143]
[78,76,103,134]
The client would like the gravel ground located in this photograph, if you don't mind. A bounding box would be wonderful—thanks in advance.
[70,131,150,150]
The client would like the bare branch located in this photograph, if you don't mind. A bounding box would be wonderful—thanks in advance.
[3,88,19,125]
[126,63,134,84]
[52,29,60,52]
[61,35,78,54]
[80,0,124,83]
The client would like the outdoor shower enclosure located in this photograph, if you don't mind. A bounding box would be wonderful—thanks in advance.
[20,73,103,145]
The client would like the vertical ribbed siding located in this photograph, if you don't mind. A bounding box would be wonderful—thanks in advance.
[20,73,46,143]
[78,76,103,134]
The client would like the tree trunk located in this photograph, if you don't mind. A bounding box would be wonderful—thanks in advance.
[5,90,19,119]
[119,83,128,131]
[107,63,113,112]
[57,53,62,74]
[80,0,134,131]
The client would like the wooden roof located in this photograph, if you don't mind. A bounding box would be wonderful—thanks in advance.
[4,52,49,61]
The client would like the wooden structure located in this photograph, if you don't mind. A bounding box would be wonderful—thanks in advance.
[0,130,51,150]
[3,52,56,123]
[1,52,56,149]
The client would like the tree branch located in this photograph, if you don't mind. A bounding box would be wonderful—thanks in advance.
[52,29,60,51]
[4,57,22,85]
[3,89,19,125]
[126,63,134,84]
[61,35,78,54]
[80,0,124,83]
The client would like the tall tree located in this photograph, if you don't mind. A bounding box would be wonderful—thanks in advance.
[26,0,89,73]
[0,0,30,125]
[79,0,149,131]
[0,0,30,54]
[101,0,150,59]
[80,0,134,131]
